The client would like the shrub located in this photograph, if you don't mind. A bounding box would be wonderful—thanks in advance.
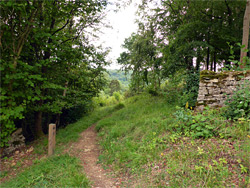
[161,75,184,104]
[173,106,227,139]
[113,91,122,102]
[124,90,135,99]
[147,87,158,96]
[114,102,125,110]
[224,80,250,120]
[180,69,200,108]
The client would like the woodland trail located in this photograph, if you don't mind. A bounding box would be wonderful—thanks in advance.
[65,125,122,188]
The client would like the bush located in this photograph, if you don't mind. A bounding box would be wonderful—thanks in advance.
[173,106,227,139]
[161,75,184,104]
[180,69,200,108]
[113,91,122,102]
[124,90,135,99]
[147,87,158,96]
[114,102,125,110]
[224,81,250,120]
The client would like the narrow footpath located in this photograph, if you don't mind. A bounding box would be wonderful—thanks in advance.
[65,125,122,188]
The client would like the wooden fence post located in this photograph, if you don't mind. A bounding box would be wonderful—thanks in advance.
[48,124,56,156]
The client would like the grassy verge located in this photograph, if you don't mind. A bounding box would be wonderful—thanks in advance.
[96,93,250,187]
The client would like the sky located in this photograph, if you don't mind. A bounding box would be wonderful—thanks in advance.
[99,1,139,70]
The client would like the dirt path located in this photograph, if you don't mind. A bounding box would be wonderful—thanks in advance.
[65,125,121,188]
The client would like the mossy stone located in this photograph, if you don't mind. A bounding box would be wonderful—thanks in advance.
[200,71,228,82]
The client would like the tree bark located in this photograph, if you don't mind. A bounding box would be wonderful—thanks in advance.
[213,52,217,72]
[210,56,213,71]
[206,47,210,70]
[34,111,44,138]
[206,28,210,70]
[240,0,250,67]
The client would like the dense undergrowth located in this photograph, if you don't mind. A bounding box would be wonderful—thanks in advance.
[96,93,250,187]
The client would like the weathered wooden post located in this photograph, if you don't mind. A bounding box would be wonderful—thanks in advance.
[48,124,56,156]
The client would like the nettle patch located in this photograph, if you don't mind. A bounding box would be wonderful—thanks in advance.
[173,106,228,139]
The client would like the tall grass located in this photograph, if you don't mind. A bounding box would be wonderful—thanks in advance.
[96,93,250,187]
[96,94,176,173]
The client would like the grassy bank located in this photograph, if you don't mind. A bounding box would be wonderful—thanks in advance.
[96,93,250,187]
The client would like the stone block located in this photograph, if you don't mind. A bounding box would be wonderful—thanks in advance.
[211,79,219,83]
[2,128,25,157]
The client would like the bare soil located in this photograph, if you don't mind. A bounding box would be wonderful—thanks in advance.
[65,125,124,188]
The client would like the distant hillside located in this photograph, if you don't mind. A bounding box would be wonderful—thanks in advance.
[107,69,131,87]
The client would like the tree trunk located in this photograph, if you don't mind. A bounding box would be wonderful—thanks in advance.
[210,56,213,71]
[34,111,44,138]
[206,28,210,70]
[213,52,216,72]
[240,0,250,67]
[206,47,210,70]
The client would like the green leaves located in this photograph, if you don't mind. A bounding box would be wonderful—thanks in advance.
[174,106,227,139]
[224,81,250,120]
[0,0,108,145]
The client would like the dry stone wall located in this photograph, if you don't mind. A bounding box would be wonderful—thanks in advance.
[1,128,25,157]
[196,70,250,111]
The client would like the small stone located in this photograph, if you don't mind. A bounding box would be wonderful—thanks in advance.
[211,79,218,83]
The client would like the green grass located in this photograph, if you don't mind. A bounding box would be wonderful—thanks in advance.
[1,155,90,188]
[2,93,249,187]
[97,94,176,172]
[96,93,250,187]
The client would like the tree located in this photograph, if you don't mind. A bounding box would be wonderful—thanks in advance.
[0,0,108,147]
[109,80,121,95]
[138,0,245,73]
[118,25,163,92]
[240,0,250,67]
